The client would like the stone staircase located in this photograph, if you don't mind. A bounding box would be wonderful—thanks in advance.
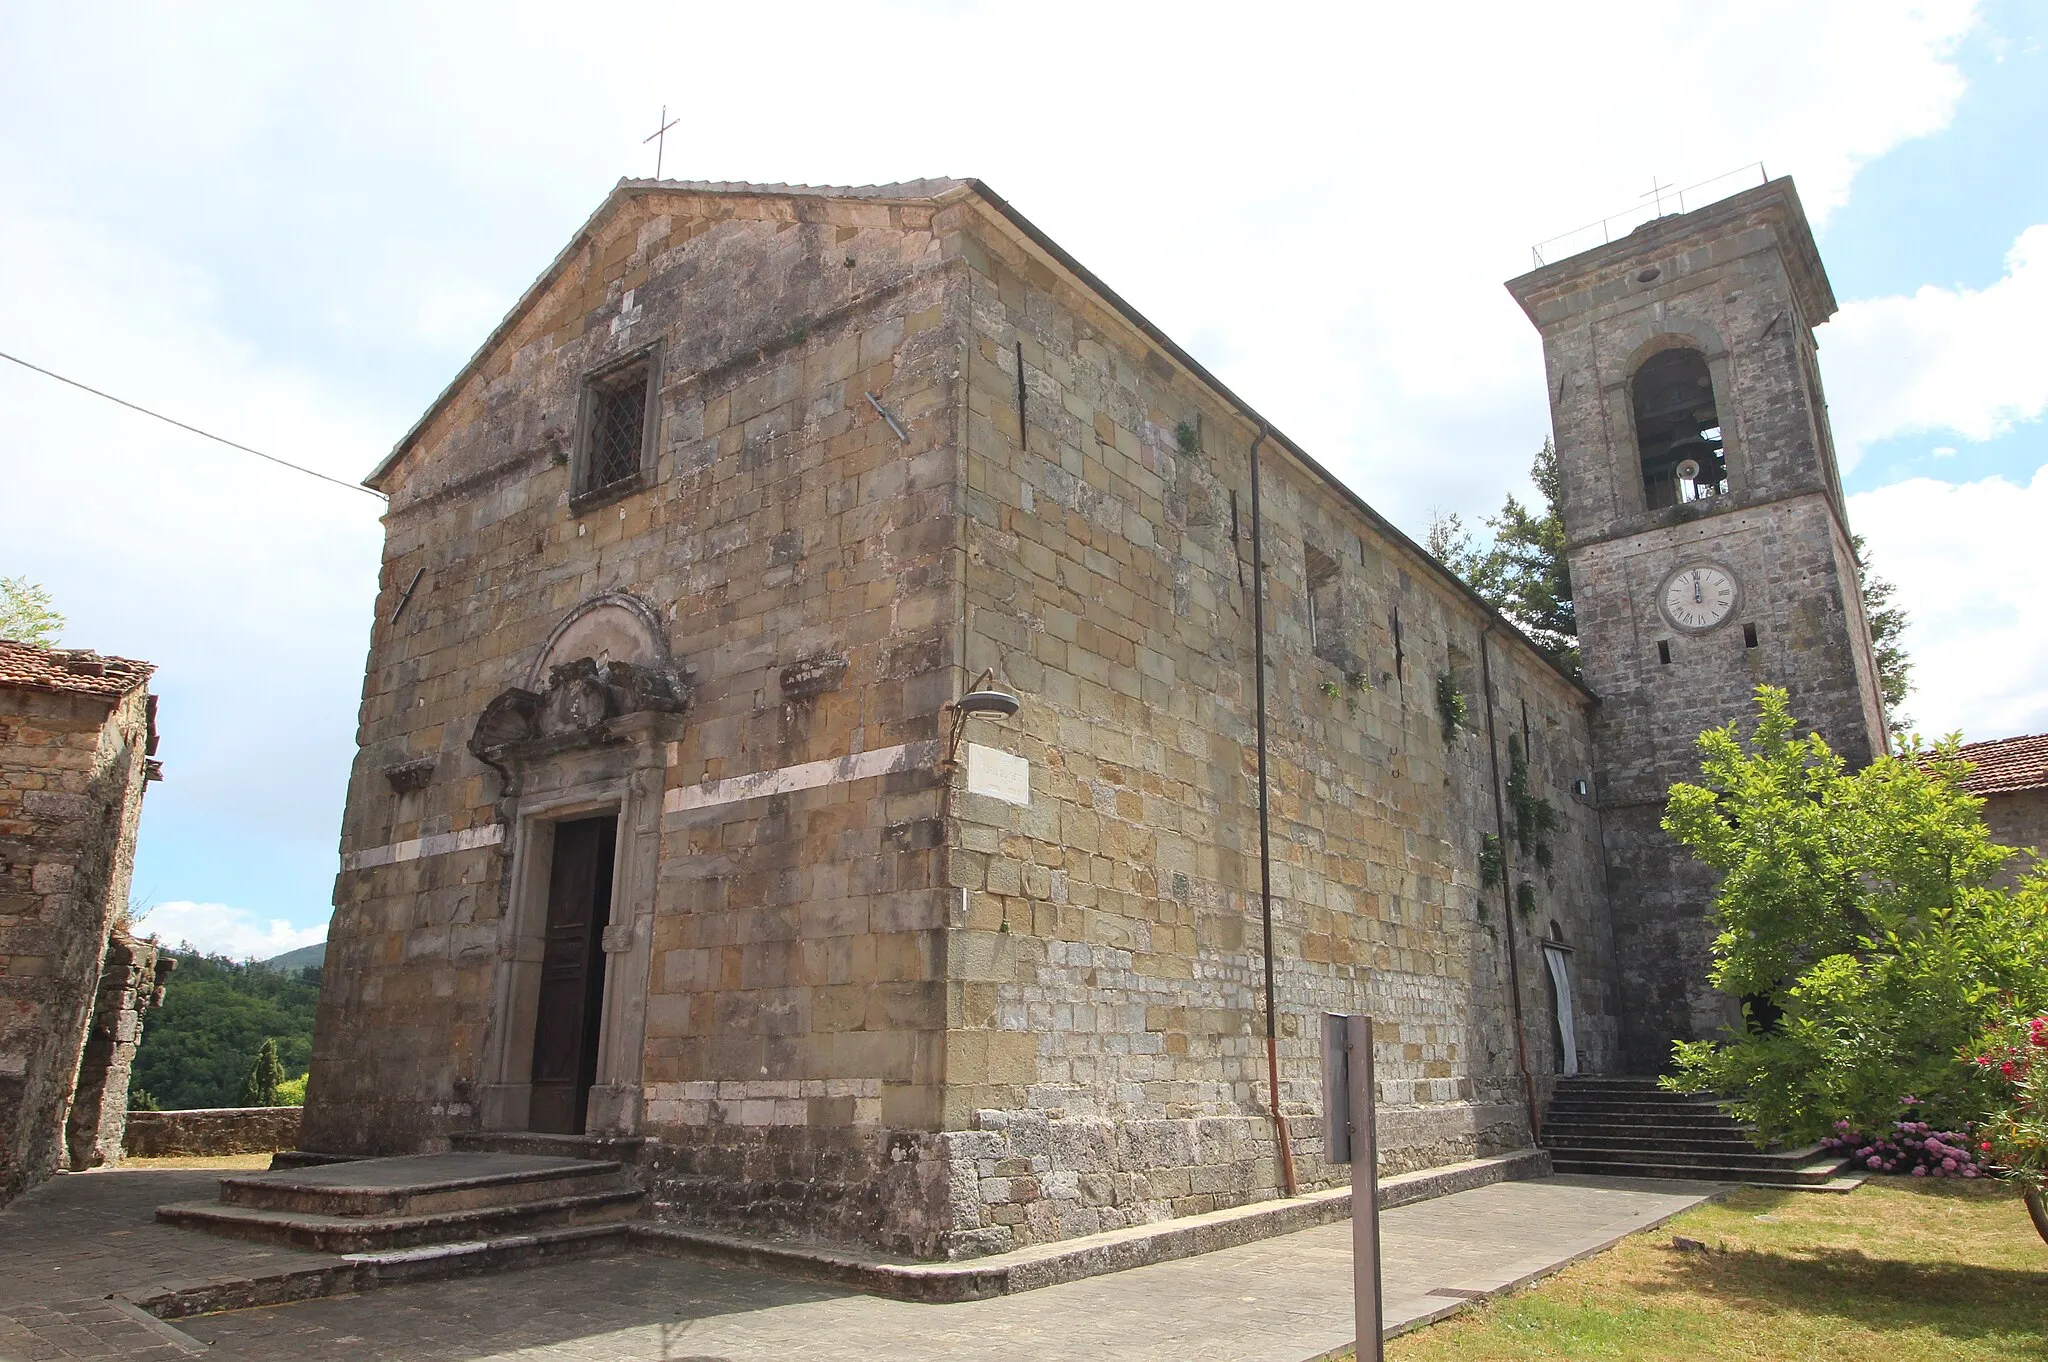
[156,1151,644,1253]
[1539,1076,1850,1186]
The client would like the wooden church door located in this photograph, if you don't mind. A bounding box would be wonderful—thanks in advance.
[527,815,617,1134]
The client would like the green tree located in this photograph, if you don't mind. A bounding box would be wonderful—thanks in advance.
[240,1036,286,1106]
[129,953,319,1109]
[0,576,63,645]
[1852,534,1914,738]
[1662,686,2048,1145]
[1427,440,1576,675]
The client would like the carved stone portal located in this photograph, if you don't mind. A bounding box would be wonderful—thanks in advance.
[469,657,690,795]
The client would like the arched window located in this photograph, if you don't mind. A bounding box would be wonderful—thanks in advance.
[1631,348,1727,510]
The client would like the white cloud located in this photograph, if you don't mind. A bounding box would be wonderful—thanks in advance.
[1820,224,2048,470]
[130,901,328,962]
[0,1,1987,924]
[1851,464,2048,742]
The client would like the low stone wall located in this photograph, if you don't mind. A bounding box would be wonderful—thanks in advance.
[123,1106,302,1158]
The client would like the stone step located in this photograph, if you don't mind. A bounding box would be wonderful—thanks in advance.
[450,1130,646,1164]
[1550,1151,1848,1186]
[1540,1131,1768,1156]
[218,1153,634,1218]
[1546,1141,1827,1170]
[269,1150,363,1171]
[156,1151,647,1253]
[1543,1101,1743,1123]
[1541,1118,1754,1140]
[157,1186,645,1254]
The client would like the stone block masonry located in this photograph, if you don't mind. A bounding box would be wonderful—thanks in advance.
[124,1106,304,1158]
[0,643,157,1205]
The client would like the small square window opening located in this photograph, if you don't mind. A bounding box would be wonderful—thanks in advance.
[1304,544,1342,663]
[1742,623,1759,649]
[576,352,658,503]
[1657,640,1672,665]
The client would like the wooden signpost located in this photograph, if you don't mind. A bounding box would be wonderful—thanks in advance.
[1323,1012,1384,1361]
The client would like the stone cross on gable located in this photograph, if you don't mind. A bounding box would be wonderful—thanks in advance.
[644,105,679,180]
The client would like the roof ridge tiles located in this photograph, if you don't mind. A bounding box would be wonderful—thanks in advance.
[0,639,155,700]
[1949,731,2048,796]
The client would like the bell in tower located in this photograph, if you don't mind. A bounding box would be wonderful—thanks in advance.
[1507,177,1888,1074]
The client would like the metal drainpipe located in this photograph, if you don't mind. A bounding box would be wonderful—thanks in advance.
[1479,622,1543,1144]
[1247,427,1300,1196]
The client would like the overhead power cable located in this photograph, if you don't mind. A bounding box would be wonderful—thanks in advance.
[0,348,386,500]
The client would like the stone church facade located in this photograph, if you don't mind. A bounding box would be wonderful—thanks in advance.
[305,176,1879,1256]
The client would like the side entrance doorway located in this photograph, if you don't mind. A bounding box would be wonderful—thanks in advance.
[528,815,617,1134]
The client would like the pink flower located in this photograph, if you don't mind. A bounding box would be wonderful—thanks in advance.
[1912,1166,1928,1177]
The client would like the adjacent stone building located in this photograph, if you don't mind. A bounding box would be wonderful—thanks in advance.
[1951,732,2048,889]
[0,641,161,1204]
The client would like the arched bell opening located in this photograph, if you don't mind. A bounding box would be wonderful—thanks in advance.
[1631,348,1727,510]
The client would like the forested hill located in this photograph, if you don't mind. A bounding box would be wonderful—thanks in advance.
[130,952,319,1110]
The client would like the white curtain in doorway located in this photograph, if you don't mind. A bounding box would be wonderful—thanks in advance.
[1543,945,1580,1077]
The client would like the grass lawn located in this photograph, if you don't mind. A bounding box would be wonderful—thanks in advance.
[108,1152,277,1169]
[1386,1180,2048,1361]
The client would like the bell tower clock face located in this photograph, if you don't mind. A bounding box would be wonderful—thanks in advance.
[1659,562,1740,632]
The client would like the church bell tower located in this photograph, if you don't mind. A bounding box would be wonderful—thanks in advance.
[1507,177,1888,1073]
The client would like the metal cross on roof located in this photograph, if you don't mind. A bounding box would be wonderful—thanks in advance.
[644,105,680,179]
[1641,176,1677,216]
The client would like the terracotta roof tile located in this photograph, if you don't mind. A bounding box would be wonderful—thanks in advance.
[0,639,154,701]
[1952,732,2048,797]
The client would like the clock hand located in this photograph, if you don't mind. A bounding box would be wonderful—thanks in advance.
[1692,574,1703,604]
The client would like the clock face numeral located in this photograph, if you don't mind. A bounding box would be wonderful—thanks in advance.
[1661,565,1737,631]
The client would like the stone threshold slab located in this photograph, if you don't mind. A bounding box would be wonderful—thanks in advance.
[632,1148,1551,1303]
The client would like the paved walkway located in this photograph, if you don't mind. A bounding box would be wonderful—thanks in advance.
[1,1166,1718,1361]
[0,1168,343,1360]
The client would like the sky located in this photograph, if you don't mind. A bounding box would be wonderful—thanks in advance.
[2,1,2043,959]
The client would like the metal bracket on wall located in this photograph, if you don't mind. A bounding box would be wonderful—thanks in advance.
[864,391,909,444]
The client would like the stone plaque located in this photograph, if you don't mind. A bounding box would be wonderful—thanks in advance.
[779,654,850,700]
[964,743,1029,806]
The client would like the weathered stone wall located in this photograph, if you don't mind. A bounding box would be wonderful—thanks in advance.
[124,1106,302,1158]
[931,203,1616,1253]
[0,678,153,1204]
[1511,181,1887,1073]
[65,933,167,1169]
[1983,788,2048,890]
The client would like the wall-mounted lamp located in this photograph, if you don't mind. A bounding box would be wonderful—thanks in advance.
[940,668,1020,770]
[1570,777,1592,802]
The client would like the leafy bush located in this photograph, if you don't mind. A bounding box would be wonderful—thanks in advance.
[1662,686,2048,1143]
[1972,1007,2048,1245]
[1821,1116,1990,1179]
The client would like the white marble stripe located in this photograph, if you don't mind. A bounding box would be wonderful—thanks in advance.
[341,823,504,872]
[664,740,937,813]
